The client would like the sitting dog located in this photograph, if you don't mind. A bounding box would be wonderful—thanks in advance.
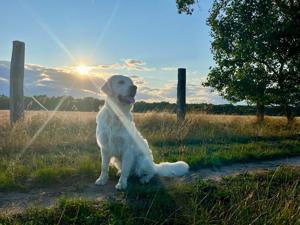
[95,75,189,190]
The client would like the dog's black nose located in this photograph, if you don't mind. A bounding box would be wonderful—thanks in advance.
[129,85,137,96]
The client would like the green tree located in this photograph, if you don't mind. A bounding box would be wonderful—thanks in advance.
[266,0,300,124]
[206,0,276,123]
[177,0,300,123]
[176,0,197,14]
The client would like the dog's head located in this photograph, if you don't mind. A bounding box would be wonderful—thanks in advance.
[101,75,137,105]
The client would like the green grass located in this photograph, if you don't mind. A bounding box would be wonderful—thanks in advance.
[1,111,300,224]
[1,166,300,224]
[0,110,299,190]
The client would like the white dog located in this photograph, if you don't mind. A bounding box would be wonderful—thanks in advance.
[95,75,189,190]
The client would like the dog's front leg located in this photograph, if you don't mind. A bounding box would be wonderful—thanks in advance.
[115,152,133,190]
[95,149,110,185]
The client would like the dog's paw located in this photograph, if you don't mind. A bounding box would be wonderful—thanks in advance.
[115,181,127,190]
[95,176,108,185]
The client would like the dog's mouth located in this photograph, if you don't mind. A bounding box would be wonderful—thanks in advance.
[118,95,135,104]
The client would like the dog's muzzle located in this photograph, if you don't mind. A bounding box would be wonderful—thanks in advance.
[118,85,137,104]
[129,85,137,97]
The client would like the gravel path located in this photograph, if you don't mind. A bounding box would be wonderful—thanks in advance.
[1,156,300,215]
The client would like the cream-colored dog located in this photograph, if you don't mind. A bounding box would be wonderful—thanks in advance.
[95,75,189,190]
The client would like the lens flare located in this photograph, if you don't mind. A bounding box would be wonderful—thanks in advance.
[76,65,90,75]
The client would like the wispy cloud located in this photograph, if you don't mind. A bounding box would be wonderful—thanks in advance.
[0,60,227,104]
[132,76,226,104]
[0,61,106,98]
[58,58,156,73]
[123,59,155,71]
[92,63,122,70]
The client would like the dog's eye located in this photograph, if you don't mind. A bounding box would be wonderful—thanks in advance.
[118,80,125,85]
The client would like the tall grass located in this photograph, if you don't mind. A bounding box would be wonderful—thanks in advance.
[0,110,299,190]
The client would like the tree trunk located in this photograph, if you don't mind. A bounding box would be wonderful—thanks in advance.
[256,102,265,124]
[283,104,294,125]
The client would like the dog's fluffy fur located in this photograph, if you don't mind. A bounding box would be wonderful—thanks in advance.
[95,75,189,190]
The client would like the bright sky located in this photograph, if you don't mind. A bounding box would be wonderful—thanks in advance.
[0,0,227,104]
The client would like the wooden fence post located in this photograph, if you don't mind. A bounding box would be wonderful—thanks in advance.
[10,40,25,125]
[177,68,186,122]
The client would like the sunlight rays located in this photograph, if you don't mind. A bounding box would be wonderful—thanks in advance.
[12,0,118,164]
[19,0,77,63]
[31,95,49,111]
[105,98,150,156]
[11,95,68,168]
[90,0,120,59]
[11,0,79,162]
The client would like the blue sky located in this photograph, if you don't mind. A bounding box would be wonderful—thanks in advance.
[0,0,227,104]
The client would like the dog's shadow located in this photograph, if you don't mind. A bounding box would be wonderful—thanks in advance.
[127,175,173,188]
[119,175,181,223]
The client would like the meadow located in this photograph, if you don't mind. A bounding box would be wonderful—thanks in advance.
[0,110,300,224]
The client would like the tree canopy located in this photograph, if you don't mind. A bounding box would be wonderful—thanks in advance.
[176,0,197,15]
[177,0,300,123]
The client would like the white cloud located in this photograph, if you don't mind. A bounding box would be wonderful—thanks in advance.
[0,60,106,98]
[123,59,155,71]
[61,59,156,73]
[93,63,123,70]
[124,59,144,67]
[0,60,227,104]
[132,76,227,104]
[130,75,146,87]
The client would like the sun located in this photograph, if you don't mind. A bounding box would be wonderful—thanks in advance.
[76,65,90,75]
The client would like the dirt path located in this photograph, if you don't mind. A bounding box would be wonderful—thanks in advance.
[1,156,300,215]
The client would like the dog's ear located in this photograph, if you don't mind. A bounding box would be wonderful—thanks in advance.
[101,78,112,95]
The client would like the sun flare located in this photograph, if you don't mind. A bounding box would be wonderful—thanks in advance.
[76,65,90,75]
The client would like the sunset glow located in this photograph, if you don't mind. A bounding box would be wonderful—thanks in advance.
[76,65,90,75]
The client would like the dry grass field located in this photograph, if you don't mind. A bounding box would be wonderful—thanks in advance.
[0,110,300,189]
[0,110,300,224]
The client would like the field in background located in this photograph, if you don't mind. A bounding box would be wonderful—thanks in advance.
[1,110,300,224]
[0,110,299,191]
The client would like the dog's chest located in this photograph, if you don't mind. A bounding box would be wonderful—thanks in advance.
[97,111,132,156]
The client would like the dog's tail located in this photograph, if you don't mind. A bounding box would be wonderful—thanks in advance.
[154,161,189,177]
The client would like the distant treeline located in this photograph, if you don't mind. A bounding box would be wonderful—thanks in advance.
[0,95,299,116]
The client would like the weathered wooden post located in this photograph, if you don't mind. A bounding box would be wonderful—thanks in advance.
[177,68,186,122]
[10,41,25,125]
